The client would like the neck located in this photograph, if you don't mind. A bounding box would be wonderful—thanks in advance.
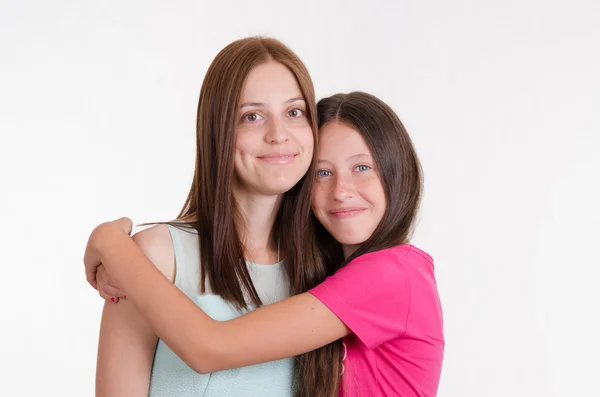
[342,244,360,260]
[233,186,283,262]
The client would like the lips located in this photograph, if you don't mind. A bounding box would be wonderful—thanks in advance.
[257,152,297,164]
[328,207,367,218]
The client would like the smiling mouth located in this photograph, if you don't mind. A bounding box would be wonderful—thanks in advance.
[258,153,297,164]
[329,208,367,218]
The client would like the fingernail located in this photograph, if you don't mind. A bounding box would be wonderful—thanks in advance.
[110,297,116,303]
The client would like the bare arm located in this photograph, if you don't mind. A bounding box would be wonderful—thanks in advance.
[95,225,175,395]
[96,301,157,396]
[88,223,350,374]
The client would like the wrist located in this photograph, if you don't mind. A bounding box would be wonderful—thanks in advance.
[93,223,129,260]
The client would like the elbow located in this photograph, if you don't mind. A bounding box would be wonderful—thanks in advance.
[186,342,222,375]
[191,362,213,375]
[168,322,231,374]
[189,355,221,375]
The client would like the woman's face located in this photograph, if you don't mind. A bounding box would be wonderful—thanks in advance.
[233,61,314,197]
[312,121,387,258]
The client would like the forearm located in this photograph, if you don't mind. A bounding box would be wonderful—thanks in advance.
[95,227,221,373]
[91,225,349,374]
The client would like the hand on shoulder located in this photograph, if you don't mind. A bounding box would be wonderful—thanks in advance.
[90,223,176,303]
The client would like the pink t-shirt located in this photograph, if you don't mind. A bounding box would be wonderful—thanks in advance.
[309,244,444,397]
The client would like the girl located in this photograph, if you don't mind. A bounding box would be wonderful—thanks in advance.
[90,36,339,397]
[86,92,445,396]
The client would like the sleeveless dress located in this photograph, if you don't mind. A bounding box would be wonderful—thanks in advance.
[148,224,295,397]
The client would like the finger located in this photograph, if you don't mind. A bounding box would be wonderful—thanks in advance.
[86,268,98,290]
[84,245,100,290]
[97,264,107,277]
[115,217,133,236]
[102,284,127,299]
[97,266,126,298]
[99,289,119,304]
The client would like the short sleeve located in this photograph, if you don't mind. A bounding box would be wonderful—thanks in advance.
[309,249,411,349]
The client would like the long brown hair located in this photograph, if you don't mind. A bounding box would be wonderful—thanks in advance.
[309,92,423,395]
[176,37,341,397]
[314,91,424,275]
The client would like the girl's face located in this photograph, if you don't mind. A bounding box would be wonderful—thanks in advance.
[312,121,387,258]
[233,61,314,197]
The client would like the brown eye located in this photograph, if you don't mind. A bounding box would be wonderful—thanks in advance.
[288,108,304,118]
[243,113,263,122]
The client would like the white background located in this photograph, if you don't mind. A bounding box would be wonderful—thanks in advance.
[1,0,598,396]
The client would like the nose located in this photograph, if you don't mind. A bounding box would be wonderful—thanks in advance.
[264,117,289,144]
[332,174,354,201]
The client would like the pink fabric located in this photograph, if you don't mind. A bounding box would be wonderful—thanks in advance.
[309,245,444,397]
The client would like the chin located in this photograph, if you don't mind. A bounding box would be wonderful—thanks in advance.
[330,231,369,247]
[259,182,300,196]
[272,176,305,192]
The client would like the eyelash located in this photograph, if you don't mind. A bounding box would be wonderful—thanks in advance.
[241,107,305,123]
[288,108,305,118]
[242,113,263,122]
[316,165,371,178]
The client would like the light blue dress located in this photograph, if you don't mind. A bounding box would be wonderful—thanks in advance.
[148,225,295,397]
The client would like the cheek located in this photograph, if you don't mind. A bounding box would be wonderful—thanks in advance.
[235,134,257,156]
[363,179,387,213]
[374,184,387,217]
[299,127,315,154]
[311,185,328,214]
[233,131,244,154]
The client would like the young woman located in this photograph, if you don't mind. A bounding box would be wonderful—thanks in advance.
[86,92,445,396]
[89,36,340,397]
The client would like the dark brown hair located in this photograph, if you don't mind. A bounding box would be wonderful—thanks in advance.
[314,91,424,275]
[310,92,423,395]
[176,37,340,397]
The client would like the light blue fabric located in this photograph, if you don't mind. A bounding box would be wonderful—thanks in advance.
[147,225,295,397]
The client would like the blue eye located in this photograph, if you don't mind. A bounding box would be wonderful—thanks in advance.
[317,170,331,177]
[356,165,370,172]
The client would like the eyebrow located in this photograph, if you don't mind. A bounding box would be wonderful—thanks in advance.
[348,154,371,161]
[316,154,372,164]
[239,97,305,109]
